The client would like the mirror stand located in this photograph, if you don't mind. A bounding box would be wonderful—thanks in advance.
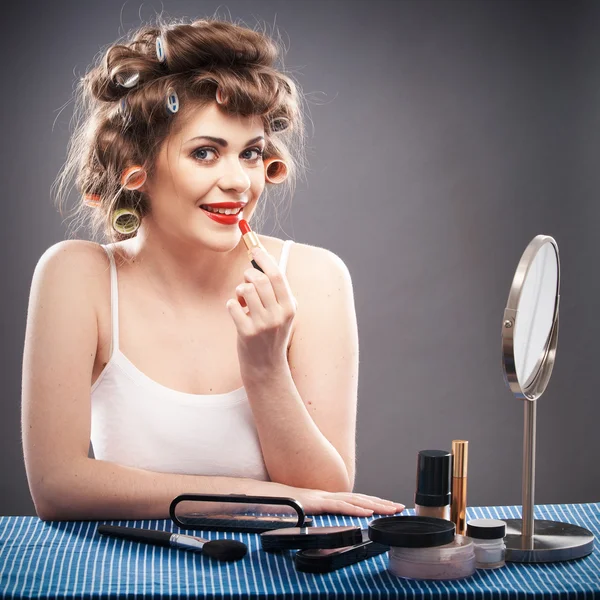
[503,399,594,563]
[501,235,594,563]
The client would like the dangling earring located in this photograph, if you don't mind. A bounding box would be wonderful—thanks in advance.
[112,207,141,235]
[264,158,289,184]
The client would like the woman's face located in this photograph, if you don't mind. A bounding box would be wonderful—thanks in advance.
[143,101,266,249]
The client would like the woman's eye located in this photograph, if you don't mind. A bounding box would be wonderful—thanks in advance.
[191,147,264,163]
[191,147,218,161]
[243,147,264,161]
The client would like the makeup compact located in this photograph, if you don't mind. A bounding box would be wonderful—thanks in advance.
[170,493,312,533]
[368,516,476,580]
[295,529,389,573]
[260,525,363,552]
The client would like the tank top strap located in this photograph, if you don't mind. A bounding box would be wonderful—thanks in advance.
[100,244,120,356]
[279,239,294,273]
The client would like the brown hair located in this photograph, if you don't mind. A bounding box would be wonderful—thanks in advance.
[52,15,308,242]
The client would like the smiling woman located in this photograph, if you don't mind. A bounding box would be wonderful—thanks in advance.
[20,14,405,522]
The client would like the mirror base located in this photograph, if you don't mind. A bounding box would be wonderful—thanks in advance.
[504,519,594,563]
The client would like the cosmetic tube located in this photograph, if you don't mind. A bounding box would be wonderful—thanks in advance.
[239,220,266,273]
[414,450,452,520]
[451,440,469,535]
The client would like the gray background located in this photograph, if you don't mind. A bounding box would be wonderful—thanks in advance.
[2,0,599,517]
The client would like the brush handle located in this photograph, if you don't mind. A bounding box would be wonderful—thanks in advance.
[97,525,248,560]
[97,525,174,547]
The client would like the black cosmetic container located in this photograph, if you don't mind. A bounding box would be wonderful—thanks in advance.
[414,450,452,520]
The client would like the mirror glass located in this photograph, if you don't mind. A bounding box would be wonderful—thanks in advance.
[513,242,559,387]
[172,498,302,532]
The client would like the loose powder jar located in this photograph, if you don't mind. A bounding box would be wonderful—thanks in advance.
[368,516,476,580]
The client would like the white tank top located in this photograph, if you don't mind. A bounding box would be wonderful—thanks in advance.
[90,240,295,480]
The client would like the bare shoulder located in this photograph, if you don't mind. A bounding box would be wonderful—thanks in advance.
[32,240,112,304]
[294,242,351,278]
[36,239,109,274]
[258,235,350,279]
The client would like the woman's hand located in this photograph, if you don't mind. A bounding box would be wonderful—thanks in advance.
[287,486,405,517]
[226,246,298,374]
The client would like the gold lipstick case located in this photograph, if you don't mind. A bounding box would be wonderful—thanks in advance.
[241,230,266,273]
[451,440,468,535]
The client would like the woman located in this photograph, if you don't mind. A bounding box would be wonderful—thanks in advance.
[21,16,404,521]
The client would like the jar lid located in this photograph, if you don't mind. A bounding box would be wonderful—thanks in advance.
[466,518,506,540]
[368,516,455,548]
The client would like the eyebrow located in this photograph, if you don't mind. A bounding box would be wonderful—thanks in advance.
[184,135,265,148]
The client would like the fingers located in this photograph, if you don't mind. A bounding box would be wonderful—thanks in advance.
[242,269,277,311]
[249,247,297,311]
[296,488,406,518]
[327,500,376,517]
[322,493,404,517]
[237,281,267,315]
[346,497,404,515]
[350,493,405,512]
[236,289,247,309]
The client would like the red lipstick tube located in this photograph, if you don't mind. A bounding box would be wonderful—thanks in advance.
[238,219,265,273]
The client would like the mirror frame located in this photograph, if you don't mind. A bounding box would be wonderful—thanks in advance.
[501,235,560,401]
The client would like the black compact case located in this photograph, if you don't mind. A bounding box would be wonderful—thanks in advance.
[260,525,363,552]
[295,529,389,573]
[170,493,312,533]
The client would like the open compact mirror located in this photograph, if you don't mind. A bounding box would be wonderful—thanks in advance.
[501,234,594,563]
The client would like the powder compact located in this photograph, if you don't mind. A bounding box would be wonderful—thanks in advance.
[368,516,476,580]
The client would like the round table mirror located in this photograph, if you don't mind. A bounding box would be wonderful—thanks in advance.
[500,235,593,563]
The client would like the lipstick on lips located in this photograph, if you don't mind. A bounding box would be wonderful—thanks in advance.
[239,219,265,273]
[199,202,244,225]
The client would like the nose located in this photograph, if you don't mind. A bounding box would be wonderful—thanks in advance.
[217,156,252,194]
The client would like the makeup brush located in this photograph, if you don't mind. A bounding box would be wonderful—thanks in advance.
[97,525,247,562]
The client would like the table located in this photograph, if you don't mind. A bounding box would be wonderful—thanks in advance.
[1,503,598,599]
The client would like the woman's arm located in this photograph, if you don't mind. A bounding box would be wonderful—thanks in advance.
[36,455,404,522]
[239,245,359,492]
[34,455,298,521]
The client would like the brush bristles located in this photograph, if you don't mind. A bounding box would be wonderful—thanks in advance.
[203,539,248,561]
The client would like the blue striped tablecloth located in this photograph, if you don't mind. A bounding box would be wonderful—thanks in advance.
[0,503,598,599]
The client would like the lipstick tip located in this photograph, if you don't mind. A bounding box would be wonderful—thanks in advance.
[239,219,251,235]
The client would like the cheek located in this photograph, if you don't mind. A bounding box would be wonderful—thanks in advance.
[176,165,215,199]
[252,170,267,196]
